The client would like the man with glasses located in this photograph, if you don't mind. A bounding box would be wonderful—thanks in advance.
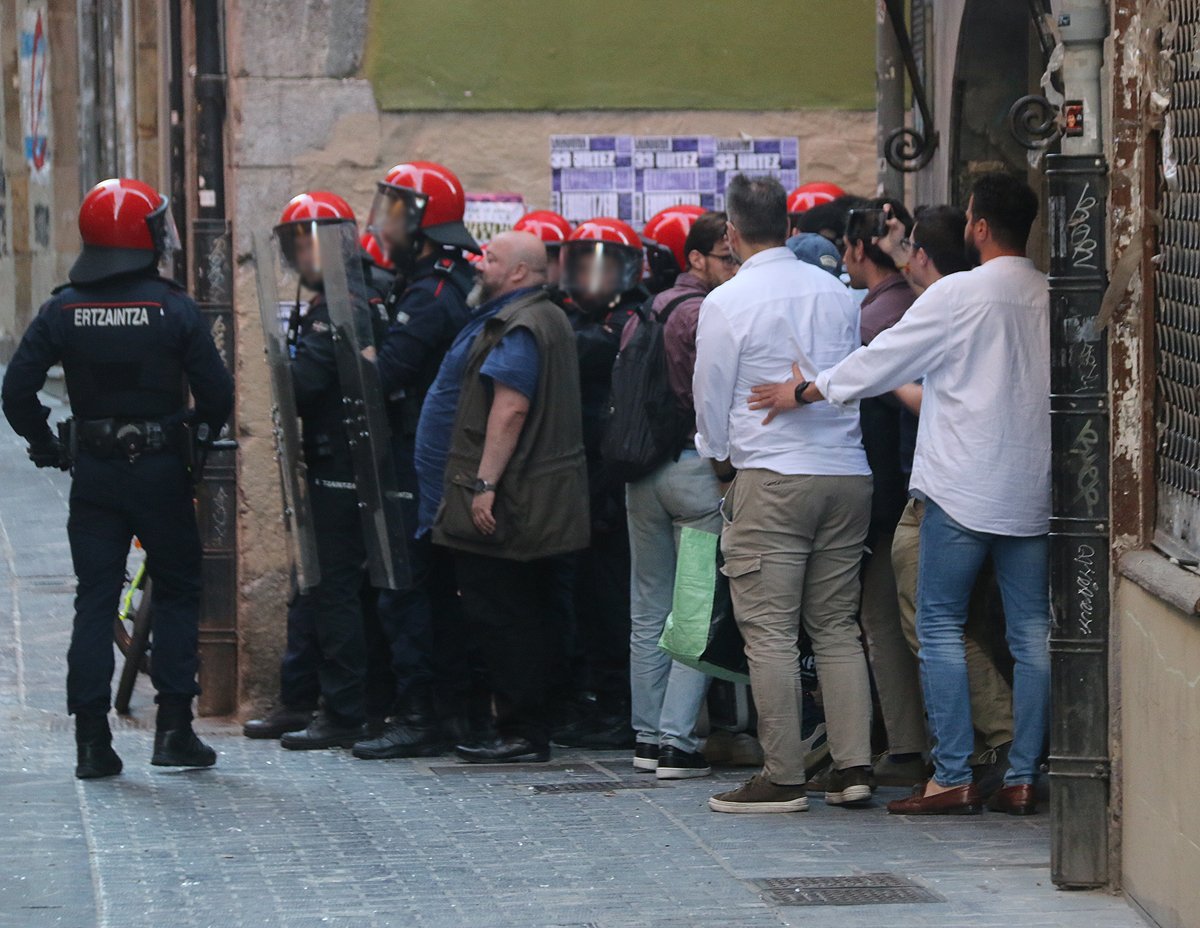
[625,210,738,779]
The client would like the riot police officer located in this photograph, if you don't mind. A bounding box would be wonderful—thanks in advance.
[351,160,480,760]
[264,191,385,751]
[1,178,234,778]
[553,217,648,748]
[243,196,397,742]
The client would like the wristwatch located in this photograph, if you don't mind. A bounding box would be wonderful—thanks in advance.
[472,478,498,495]
[794,380,814,405]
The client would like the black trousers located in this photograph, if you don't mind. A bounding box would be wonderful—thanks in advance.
[66,451,202,716]
[279,582,394,717]
[455,551,574,746]
[308,477,369,725]
[573,525,632,713]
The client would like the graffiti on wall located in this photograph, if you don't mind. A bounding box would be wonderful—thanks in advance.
[19,8,51,179]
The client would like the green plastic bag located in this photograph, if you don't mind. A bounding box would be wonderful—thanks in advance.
[658,526,750,684]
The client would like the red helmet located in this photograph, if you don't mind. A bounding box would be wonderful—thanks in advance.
[369,160,479,255]
[360,231,394,270]
[277,191,356,228]
[513,210,573,247]
[643,204,706,273]
[71,178,179,284]
[561,217,644,305]
[787,182,847,216]
[274,191,356,275]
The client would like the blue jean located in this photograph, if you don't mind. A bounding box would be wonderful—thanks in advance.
[627,451,719,753]
[917,499,1049,787]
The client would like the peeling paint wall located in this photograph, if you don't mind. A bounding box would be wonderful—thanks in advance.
[1108,0,1200,917]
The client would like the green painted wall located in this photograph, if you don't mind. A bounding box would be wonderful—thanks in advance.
[365,0,876,112]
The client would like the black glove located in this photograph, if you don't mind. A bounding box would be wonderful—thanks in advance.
[28,435,69,470]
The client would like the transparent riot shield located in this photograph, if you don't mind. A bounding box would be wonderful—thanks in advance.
[317,222,411,591]
[253,230,321,591]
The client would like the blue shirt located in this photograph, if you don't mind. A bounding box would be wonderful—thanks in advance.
[413,288,541,535]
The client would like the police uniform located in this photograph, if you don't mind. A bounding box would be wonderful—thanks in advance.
[277,287,377,745]
[557,291,644,745]
[1,271,233,733]
[249,250,397,740]
[351,247,474,757]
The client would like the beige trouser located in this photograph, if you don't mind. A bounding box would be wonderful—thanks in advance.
[891,498,1015,751]
[721,469,874,784]
[859,532,927,755]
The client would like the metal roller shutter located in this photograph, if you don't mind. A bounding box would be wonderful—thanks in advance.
[1155,0,1200,562]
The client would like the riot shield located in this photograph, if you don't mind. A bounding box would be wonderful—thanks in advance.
[317,222,411,591]
[253,230,321,591]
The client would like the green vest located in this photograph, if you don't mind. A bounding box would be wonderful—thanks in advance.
[433,290,590,560]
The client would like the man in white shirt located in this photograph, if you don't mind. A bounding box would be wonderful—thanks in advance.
[694,174,875,814]
[749,173,1050,816]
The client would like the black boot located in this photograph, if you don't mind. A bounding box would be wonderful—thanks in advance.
[152,698,217,768]
[280,711,367,750]
[75,713,123,780]
[352,687,444,760]
[242,706,315,740]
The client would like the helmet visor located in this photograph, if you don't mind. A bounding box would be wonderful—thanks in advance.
[560,241,643,303]
[146,198,181,256]
[367,184,429,260]
[274,220,330,286]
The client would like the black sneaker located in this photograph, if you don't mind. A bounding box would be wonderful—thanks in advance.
[633,742,659,772]
[656,745,712,780]
[824,766,875,806]
[352,717,445,760]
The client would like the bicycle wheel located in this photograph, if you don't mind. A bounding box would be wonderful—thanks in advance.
[113,549,152,674]
[114,582,153,715]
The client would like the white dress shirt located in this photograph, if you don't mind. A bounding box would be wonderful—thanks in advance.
[814,256,1050,536]
[693,247,870,477]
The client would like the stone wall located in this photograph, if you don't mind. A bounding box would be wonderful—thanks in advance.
[226,1,879,712]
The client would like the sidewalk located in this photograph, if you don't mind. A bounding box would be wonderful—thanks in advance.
[0,397,1149,928]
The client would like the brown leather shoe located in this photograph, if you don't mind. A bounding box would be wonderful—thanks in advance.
[886,782,983,815]
[987,784,1038,815]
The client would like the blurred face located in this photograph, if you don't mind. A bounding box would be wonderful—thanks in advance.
[569,249,621,309]
[904,222,937,290]
[545,244,562,287]
[379,196,415,257]
[292,230,322,289]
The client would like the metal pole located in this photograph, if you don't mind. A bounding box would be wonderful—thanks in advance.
[189,0,237,716]
[876,0,904,197]
[1046,0,1110,889]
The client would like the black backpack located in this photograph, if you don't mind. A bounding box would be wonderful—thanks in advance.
[601,293,693,483]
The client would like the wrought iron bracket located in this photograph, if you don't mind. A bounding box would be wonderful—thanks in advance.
[882,0,940,173]
[1009,94,1062,149]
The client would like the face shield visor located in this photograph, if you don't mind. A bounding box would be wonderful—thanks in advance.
[560,240,643,308]
[274,219,347,290]
[366,184,429,265]
[146,197,182,275]
[642,239,682,295]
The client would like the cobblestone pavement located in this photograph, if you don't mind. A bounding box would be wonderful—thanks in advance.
[0,394,1150,928]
